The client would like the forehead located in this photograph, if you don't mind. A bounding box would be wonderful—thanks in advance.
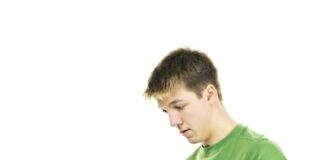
[155,87,197,108]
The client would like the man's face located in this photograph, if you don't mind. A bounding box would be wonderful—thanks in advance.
[157,86,214,144]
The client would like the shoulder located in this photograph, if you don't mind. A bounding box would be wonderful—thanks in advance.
[237,126,286,160]
[247,140,286,160]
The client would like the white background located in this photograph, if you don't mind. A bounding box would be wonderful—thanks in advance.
[1,0,323,159]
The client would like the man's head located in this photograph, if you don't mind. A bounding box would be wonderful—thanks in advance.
[144,48,227,145]
[144,48,222,101]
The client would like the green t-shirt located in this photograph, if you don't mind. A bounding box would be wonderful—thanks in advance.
[187,124,286,160]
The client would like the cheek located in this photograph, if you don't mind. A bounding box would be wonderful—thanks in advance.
[183,101,210,125]
[197,108,213,129]
[186,106,210,127]
[194,102,211,118]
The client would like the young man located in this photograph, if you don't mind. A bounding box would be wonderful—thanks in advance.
[144,48,286,160]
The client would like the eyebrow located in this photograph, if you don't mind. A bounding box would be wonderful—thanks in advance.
[168,99,183,106]
[158,99,184,109]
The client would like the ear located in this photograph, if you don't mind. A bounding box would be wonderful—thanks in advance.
[205,84,219,103]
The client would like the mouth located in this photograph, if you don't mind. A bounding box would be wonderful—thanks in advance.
[180,129,191,137]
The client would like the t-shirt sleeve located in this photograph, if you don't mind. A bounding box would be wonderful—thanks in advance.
[248,140,287,160]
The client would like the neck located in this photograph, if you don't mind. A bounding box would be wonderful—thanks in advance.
[203,104,237,147]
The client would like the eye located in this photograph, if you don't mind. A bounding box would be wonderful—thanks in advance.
[174,105,185,110]
[162,109,168,113]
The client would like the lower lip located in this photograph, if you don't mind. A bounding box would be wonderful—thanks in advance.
[181,129,191,137]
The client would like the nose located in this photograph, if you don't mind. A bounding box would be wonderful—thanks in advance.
[168,112,182,127]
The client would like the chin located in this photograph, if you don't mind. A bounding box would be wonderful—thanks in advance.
[187,137,201,144]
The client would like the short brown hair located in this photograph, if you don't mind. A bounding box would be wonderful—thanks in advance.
[144,48,223,101]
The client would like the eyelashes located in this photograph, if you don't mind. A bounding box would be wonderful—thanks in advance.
[174,105,185,110]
